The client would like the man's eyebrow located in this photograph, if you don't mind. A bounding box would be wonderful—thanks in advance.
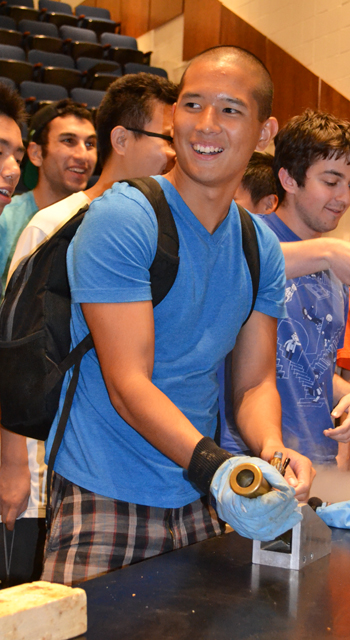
[0,138,25,154]
[58,132,97,140]
[180,92,247,108]
[322,170,345,178]
[218,95,247,108]
[180,92,202,100]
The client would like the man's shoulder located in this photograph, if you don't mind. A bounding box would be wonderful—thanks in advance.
[27,191,90,234]
[2,190,36,217]
[258,211,300,243]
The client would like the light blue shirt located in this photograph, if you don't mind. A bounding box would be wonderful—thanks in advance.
[46,178,286,508]
[0,191,38,295]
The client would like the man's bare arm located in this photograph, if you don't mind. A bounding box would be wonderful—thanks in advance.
[0,426,30,530]
[281,237,350,283]
[230,310,315,500]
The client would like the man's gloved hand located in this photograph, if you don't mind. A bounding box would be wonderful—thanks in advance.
[187,437,302,542]
[316,501,350,529]
[210,456,302,541]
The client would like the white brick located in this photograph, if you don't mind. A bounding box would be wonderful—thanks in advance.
[301,0,316,21]
[301,16,316,43]
[313,36,330,62]
[0,582,87,640]
[315,0,333,13]
[292,41,315,67]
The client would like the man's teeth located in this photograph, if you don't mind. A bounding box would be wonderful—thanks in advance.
[69,168,85,174]
[193,144,223,155]
[0,188,10,197]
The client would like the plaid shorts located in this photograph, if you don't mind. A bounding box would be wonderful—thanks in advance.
[41,473,225,586]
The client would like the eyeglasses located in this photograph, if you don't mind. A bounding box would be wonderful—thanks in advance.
[126,127,173,143]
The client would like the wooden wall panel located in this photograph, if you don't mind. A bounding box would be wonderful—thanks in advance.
[120,0,149,37]
[266,41,319,126]
[149,0,183,31]
[219,6,267,65]
[183,0,221,61]
[320,81,350,121]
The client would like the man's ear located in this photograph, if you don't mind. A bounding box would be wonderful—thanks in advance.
[256,117,279,151]
[110,126,128,156]
[278,167,298,194]
[259,193,279,214]
[27,141,43,167]
[170,102,176,138]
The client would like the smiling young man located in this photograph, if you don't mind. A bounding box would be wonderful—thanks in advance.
[41,47,314,586]
[0,99,97,294]
[0,83,26,216]
[9,74,176,273]
[221,109,350,466]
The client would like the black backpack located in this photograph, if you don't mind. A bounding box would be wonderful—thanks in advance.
[0,178,179,440]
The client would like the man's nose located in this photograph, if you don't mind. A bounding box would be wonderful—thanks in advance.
[195,106,221,133]
[2,155,20,183]
[73,141,91,160]
[337,185,350,208]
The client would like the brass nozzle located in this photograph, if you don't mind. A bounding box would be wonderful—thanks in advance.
[229,462,271,498]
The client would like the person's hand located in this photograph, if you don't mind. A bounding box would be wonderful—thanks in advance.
[326,395,350,443]
[0,461,30,531]
[316,501,350,529]
[210,456,302,541]
[260,445,315,502]
[324,238,350,285]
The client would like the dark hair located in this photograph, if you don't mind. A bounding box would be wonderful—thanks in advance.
[241,152,277,206]
[96,72,178,166]
[0,81,27,126]
[274,109,350,203]
[178,46,273,122]
[32,98,94,153]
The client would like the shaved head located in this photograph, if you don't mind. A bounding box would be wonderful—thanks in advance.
[179,46,273,122]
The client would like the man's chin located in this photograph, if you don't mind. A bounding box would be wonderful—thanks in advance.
[65,179,89,193]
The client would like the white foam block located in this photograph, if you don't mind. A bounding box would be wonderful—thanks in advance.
[0,581,87,640]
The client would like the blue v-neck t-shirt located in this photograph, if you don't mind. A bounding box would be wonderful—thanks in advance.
[46,177,286,508]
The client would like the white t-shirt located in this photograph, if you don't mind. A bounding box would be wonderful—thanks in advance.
[7,190,91,518]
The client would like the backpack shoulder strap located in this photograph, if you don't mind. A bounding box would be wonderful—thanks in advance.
[237,204,260,325]
[122,177,180,307]
[46,179,180,529]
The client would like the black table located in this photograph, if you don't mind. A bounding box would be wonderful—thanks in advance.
[75,528,350,640]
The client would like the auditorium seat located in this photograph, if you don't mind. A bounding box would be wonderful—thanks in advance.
[0,42,34,81]
[75,4,119,39]
[39,0,78,28]
[76,56,121,88]
[20,79,68,112]
[18,19,62,52]
[28,49,81,90]
[60,24,106,59]
[0,26,22,47]
[100,33,151,67]
[1,0,39,22]
[70,86,105,109]
[124,63,168,79]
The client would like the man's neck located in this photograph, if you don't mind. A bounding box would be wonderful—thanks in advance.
[166,167,237,234]
[275,201,321,240]
[85,160,134,202]
[32,183,70,211]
